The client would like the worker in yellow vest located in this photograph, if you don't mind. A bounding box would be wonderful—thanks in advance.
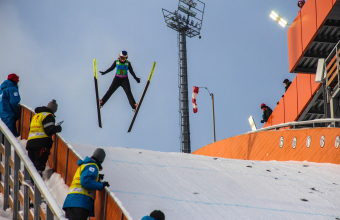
[26,99,62,174]
[63,148,110,220]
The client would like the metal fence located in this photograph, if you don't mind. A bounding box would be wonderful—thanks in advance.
[324,39,340,91]
[17,104,133,220]
[251,118,340,133]
[0,118,67,220]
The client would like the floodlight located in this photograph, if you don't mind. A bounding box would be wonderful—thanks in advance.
[179,4,197,17]
[315,58,325,83]
[179,5,188,14]
[248,115,257,131]
[278,18,288,27]
[178,13,182,19]
[183,16,186,21]
[189,10,197,17]
[190,20,194,26]
[270,11,279,21]
[270,11,288,28]
[193,3,197,7]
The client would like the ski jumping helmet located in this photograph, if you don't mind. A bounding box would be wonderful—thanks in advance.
[119,51,128,62]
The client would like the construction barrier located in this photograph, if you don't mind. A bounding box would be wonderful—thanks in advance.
[17,105,132,220]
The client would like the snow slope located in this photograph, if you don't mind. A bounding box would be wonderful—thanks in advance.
[72,144,340,220]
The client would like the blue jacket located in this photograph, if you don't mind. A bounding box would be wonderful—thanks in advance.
[141,216,157,220]
[63,157,104,217]
[0,80,20,135]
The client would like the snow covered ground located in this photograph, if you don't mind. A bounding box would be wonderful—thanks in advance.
[72,144,340,220]
[0,141,338,219]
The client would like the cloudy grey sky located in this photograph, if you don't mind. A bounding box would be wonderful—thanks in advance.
[0,1,300,152]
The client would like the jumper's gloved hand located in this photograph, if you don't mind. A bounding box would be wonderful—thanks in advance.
[99,71,105,75]
[135,78,141,83]
[261,120,264,123]
[99,174,104,181]
[103,181,110,188]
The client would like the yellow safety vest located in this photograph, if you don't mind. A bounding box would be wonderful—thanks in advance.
[28,112,53,140]
[68,163,100,200]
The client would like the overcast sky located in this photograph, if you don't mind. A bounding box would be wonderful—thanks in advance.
[0,1,301,153]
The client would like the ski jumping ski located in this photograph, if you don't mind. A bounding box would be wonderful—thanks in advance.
[93,59,102,128]
[128,62,156,133]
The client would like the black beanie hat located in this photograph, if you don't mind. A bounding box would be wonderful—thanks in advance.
[150,210,165,220]
[283,79,289,83]
[91,148,106,164]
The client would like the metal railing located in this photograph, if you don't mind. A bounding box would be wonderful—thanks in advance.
[325,39,340,90]
[250,118,340,133]
[18,104,133,220]
[0,119,67,220]
[55,134,133,220]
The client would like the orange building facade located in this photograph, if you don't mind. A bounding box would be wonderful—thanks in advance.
[193,0,340,164]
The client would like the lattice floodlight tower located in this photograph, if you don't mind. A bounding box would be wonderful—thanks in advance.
[162,0,205,153]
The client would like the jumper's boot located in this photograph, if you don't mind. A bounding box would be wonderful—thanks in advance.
[133,103,139,113]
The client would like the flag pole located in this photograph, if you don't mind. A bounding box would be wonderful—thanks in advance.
[197,87,216,142]
[211,93,216,142]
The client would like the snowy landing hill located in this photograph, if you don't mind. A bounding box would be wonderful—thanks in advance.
[72,144,340,220]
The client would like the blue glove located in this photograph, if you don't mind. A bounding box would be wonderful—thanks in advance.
[261,120,264,123]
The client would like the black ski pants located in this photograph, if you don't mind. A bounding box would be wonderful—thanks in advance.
[27,148,50,172]
[101,77,136,109]
[64,207,90,220]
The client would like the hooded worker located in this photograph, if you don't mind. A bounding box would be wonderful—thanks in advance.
[260,103,273,123]
[298,0,305,8]
[283,79,292,92]
[63,148,110,220]
[141,210,165,220]
[0,73,21,137]
[26,99,62,173]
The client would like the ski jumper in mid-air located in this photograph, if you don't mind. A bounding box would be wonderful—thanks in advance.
[99,51,140,110]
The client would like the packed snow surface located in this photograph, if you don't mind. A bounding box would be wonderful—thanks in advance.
[73,144,339,220]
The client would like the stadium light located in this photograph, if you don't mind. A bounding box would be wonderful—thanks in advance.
[181,0,198,8]
[162,0,205,153]
[270,11,289,28]
[179,4,197,17]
